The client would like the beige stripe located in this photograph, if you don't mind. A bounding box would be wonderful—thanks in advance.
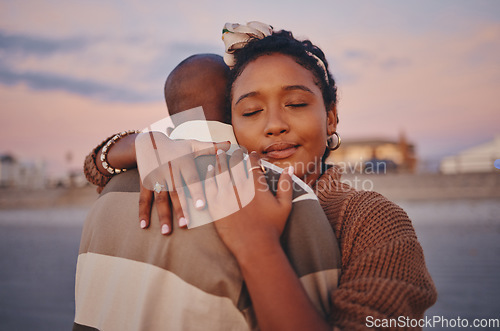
[75,253,250,331]
[291,192,318,203]
[80,192,244,303]
[299,269,341,319]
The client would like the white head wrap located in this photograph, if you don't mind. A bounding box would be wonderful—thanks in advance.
[222,21,273,68]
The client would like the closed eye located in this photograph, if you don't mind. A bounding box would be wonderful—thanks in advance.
[286,103,308,108]
[242,109,263,117]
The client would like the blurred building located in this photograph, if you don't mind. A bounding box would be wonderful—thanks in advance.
[0,155,16,187]
[0,154,47,189]
[440,136,500,174]
[326,132,417,174]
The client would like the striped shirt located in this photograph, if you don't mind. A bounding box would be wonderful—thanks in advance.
[74,121,341,331]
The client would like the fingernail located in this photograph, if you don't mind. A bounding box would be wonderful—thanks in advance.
[161,224,169,234]
[287,166,294,176]
[140,220,147,229]
[217,149,224,155]
[207,164,214,172]
[195,199,205,209]
[179,217,188,227]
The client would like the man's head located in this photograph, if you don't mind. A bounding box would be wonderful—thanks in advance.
[164,54,230,124]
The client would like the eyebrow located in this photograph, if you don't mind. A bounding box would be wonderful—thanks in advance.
[283,85,314,94]
[235,91,259,105]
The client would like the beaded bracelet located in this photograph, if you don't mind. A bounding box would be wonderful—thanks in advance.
[100,130,140,175]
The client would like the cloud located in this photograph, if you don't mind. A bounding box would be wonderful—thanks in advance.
[341,48,412,72]
[142,40,221,82]
[334,49,378,84]
[0,30,163,102]
[343,49,375,61]
[380,57,412,70]
[0,30,87,55]
[0,29,222,102]
[0,68,156,103]
[167,40,220,55]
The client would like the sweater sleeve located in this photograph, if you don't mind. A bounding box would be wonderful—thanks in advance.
[83,133,118,193]
[319,188,437,330]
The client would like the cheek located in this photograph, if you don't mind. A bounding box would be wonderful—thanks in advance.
[299,123,328,166]
[305,130,327,161]
[232,119,258,151]
[301,113,327,149]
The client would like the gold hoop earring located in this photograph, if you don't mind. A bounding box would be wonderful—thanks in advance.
[326,132,341,151]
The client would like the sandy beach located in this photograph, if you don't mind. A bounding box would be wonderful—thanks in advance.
[0,173,499,330]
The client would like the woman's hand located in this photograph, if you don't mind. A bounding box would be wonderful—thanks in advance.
[138,180,190,234]
[205,149,330,331]
[135,131,230,234]
[204,149,294,261]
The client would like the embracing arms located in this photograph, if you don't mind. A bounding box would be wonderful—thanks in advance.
[84,132,139,189]
[83,131,229,233]
[84,136,334,330]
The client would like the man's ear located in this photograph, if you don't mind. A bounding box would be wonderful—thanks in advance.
[326,104,337,136]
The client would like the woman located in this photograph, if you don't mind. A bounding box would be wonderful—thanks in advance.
[84,25,437,330]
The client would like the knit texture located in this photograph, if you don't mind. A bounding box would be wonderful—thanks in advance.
[83,133,120,193]
[314,166,437,330]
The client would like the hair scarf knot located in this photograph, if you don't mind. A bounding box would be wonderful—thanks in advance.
[222,21,329,83]
[222,21,273,68]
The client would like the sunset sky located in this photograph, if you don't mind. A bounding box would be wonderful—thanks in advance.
[1,0,499,176]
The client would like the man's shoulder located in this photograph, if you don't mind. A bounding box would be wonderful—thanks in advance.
[99,168,141,195]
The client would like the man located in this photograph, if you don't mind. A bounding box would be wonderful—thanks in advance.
[74,54,340,330]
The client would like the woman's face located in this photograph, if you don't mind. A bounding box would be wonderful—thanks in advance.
[231,53,336,183]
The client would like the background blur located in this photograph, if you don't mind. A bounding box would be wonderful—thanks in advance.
[1,0,500,177]
[1,1,499,330]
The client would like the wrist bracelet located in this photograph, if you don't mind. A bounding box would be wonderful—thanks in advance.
[100,130,140,175]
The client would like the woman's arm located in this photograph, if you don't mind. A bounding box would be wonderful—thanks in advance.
[205,150,331,331]
[83,132,139,190]
[237,241,330,331]
[320,187,437,329]
[84,131,231,235]
[95,133,139,175]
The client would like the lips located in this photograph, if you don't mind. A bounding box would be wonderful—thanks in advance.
[263,142,299,159]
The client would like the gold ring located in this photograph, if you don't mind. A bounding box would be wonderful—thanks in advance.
[248,164,266,173]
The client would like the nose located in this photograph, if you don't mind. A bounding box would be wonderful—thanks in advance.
[265,107,289,136]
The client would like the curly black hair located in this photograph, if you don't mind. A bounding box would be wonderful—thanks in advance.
[225,29,338,122]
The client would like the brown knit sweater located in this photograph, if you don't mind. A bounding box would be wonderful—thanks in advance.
[314,166,437,330]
